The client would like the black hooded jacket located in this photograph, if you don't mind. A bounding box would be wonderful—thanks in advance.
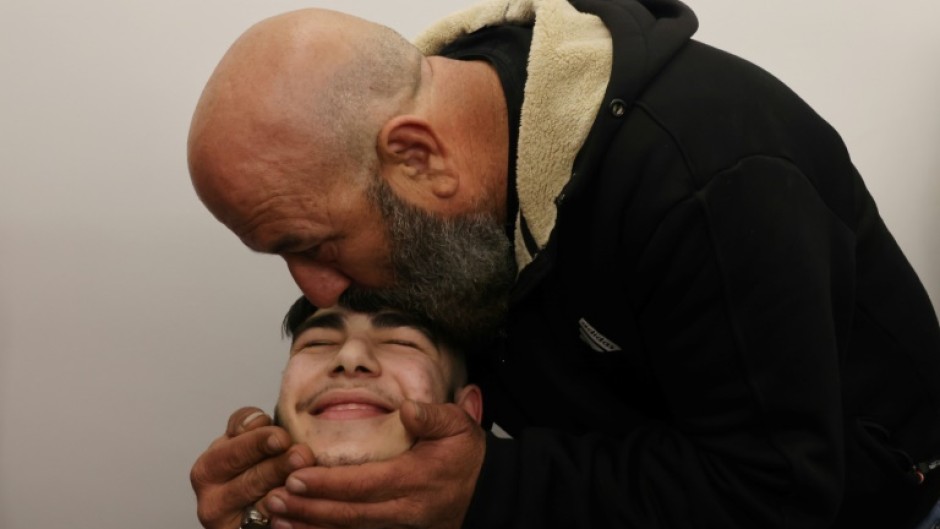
[415,1,940,527]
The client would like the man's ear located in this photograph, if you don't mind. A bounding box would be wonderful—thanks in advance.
[454,384,483,424]
[377,115,457,199]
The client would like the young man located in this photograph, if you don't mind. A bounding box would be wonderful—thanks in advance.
[219,297,484,529]
[275,297,482,468]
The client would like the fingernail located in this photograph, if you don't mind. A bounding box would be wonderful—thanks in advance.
[266,495,287,514]
[288,451,306,469]
[242,411,265,428]
[286,476,306,494]
[267,435,283,452]
[272,519,292,529]
[411,400,426,422]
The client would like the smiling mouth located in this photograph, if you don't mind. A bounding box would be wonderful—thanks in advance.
[312,402,393,420]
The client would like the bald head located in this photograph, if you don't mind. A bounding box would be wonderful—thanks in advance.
[188,8,424,226]
[186,8,513,313]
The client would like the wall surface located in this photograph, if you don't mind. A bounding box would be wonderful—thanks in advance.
[0,1,937,527]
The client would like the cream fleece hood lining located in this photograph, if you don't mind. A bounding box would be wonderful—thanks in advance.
[415,0,613,270]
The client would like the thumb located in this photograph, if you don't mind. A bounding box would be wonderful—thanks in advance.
[400,400,475,441]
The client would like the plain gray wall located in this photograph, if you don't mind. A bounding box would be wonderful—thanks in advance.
[1,1,937,527]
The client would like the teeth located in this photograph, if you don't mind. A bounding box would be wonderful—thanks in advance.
[317,402,385,414]
[328,403,372,411]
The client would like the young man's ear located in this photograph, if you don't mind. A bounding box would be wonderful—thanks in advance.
[376,115,457,199]
[455,384,484,424]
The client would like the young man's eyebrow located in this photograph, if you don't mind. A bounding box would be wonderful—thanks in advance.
[369,311,436,339]
[291,312,345,343]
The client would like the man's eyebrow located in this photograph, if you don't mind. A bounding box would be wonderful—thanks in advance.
[369,311,436,340]
[266,234,324,256]
[291,312,345,343]
[268,235,305,255]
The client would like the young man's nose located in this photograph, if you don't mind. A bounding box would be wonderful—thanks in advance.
[330,340,381,377]
[284,257,351,308]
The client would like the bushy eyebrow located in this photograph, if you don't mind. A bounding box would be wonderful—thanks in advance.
[269,236,303,254]
[369,311,436,341]
[268,235,321,256]
[290,310,438,346]
[291,312,345,344]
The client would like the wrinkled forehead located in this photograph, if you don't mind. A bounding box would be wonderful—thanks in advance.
[189,146,342,256]
[188,83,341,233]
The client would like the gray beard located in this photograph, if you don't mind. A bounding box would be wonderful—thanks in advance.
[340,179,516,351]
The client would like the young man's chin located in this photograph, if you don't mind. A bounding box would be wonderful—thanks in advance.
[311,438,414,467]
[296,413,416,466]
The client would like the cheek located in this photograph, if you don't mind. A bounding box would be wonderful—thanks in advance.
[279,356,325,405]
[393,359,449,403]
[278,357,328,441]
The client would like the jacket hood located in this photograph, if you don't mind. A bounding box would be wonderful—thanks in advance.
[416,0,696,270]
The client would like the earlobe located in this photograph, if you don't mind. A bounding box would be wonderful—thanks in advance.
[455,384,484,424]
[377,115,457,199]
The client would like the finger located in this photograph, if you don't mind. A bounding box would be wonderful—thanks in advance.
[266,492,412,529]
[192,425,292,486]
[280,443,472,503]
[226,406,273,438]
[400,400,477,440]
[282,459,408,504]
[256,484,289,520]
[195,446,313,527]
[240,444,315,499]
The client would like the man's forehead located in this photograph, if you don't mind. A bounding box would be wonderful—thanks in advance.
[209,177,331,253]
[190,121,341,249]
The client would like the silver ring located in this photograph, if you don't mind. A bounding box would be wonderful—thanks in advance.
[240,506,270,529]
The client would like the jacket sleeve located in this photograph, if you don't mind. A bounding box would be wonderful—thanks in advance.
[462,156,853,529]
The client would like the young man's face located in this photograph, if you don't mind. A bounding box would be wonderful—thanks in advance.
[276,306,481,466]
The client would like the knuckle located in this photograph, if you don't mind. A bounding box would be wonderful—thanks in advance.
[233,478,258,505]
[244,463,270,491]
[190,459,211,489]
[236,460,280,502]
[195,504,213,528]
[438,404,470,433]
[254,426,283,455]
[195,491,226,529]
[335,502,368,528]
[217,449,245,479]
[234,430,273,466]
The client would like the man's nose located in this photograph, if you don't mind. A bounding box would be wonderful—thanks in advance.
[284,257,351,308]
[330,339,381,377]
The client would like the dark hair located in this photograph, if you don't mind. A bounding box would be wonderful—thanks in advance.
[282,296,319,340]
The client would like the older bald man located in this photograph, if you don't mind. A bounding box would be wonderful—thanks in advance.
[188,2,940,529]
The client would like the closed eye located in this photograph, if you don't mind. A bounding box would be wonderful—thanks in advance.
[291,339,339,355]
[301,340,336,348]
[383,339,421,350]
